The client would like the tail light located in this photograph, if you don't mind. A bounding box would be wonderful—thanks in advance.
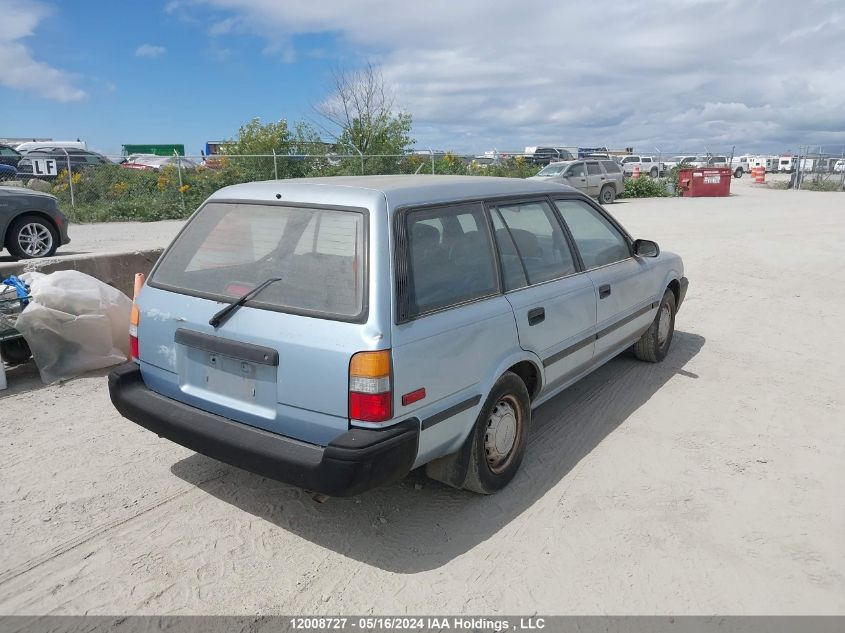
[130,273,144,362]
[129,303,140,361]
[349,350,392,423]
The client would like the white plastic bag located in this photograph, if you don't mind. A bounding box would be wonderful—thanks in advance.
[15,271,131,383]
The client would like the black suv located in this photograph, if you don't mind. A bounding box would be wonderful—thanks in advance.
[16,147,110,179]
[0,144,22,168]
[529,147,574,165]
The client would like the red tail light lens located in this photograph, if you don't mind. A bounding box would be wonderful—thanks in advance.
[348,350,392,423]
[349,392,392,422]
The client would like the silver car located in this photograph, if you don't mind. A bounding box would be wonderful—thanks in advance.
[529,159,624,204]
[109,175,688,496]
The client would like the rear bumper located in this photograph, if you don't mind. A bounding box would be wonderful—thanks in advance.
[678,276,689,310]
[108,363,419,497]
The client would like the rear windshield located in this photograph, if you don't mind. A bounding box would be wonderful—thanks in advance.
[151,201,367,320]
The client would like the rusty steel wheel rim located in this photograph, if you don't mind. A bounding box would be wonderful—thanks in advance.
[484,394,523,474]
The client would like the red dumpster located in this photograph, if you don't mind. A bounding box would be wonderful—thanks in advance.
[678,167,732,197]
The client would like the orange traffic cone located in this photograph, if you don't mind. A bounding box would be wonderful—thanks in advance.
[632,165,641,179]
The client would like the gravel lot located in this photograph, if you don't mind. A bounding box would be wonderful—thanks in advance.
[1,178,843,615]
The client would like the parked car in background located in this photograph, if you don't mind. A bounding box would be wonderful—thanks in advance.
[529,159,623,204]
[730,155,752,178]
[0,144,22,168]
[834,160,845,173]
[661,156,697,171]
[619,155,659,177]
[121,155,199,171]
[16,148,110,179]
[108,175,687,497]
[0,165,16,181]
[527,147,575,165]
[0,186,70,259]
[14,140,87,153]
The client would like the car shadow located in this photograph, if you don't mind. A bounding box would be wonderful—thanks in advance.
[171,330,705,573]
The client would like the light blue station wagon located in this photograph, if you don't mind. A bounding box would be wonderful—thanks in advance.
[109,175,688,496]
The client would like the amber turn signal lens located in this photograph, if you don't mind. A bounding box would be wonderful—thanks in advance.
[349,350,390,378]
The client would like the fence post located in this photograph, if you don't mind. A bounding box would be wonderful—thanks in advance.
[175,151,185,213]
[273,149,278,179]
[429,148,435,175]
[60,147,75,207]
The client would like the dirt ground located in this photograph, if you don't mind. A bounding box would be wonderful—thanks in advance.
[1,178,843,615]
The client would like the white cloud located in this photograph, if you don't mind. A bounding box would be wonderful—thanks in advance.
[0,0,87,102]
[178,0,845,151]
[135,44,167,59]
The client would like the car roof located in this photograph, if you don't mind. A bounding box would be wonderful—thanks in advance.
[211,175,578,211]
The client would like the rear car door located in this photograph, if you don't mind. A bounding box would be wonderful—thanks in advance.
[585,161,604,195]
[390,202,518,465]
[563,161,588,193]
[554,198,655,359]
[489,198,596,391]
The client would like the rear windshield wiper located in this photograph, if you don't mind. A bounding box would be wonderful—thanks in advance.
[209,277,283,328]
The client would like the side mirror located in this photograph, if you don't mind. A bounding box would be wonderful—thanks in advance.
[634,239,660,257]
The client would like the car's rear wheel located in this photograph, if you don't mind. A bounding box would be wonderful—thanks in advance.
[463,372,530,494]
[5,215,58,259]
[650,167,659,178]
[734,167,744,178]
[599,184,616,204]
[633,289,676,363]
[0,338,32,365]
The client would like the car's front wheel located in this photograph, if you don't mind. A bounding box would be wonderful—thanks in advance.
[633,288,676,363]
[600,184,616,204]
[650,167,659,178]
[463,372,531,494]
[5,215,58,259]
[734,167,744,178]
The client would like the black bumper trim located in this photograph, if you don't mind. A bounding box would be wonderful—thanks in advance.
[108,363,419,497]
[420,394,481,431]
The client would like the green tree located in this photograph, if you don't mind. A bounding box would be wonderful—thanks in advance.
[220,117,325,179]
[313,62,415,174]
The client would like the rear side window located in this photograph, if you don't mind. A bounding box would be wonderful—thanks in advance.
[586,162,601,175]
[554,199,630,269]
[404,203,497,318]
[601,160,621,173]
[151,202,366,319]
[493,201,577,287]
[642,157,652,163]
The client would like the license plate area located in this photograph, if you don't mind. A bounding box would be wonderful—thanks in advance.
[175,329,279,418]
[203,351,259,401]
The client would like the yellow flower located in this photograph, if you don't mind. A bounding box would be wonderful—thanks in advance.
[110,182,128,197]
[71,171,82,184]
[156,174,169,191]
[178,184,190,193]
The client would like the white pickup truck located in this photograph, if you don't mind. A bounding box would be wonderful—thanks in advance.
[619,155,659,177]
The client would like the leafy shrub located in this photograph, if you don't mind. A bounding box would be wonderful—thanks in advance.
[618,176,670,199]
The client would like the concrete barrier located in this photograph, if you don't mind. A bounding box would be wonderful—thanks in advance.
[0,249,163,297]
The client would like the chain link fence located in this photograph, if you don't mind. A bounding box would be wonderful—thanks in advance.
[4,151,550,223]
[3,146,842,223]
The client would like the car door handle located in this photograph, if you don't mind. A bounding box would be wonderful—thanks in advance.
[527,307,545,326]
[599,284,612,299]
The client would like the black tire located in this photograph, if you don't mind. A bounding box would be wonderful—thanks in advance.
[5,214,58,259]
[463,372,531,494]
[599,184,616,204]
[0,338,32,365]
[734,167,743,178]
[633,289,676,363]
[650,167,659,178]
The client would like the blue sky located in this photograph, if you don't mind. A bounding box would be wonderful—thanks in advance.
[3,0,844,156]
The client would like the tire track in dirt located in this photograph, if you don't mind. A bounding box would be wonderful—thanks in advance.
[0,468,226,589]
